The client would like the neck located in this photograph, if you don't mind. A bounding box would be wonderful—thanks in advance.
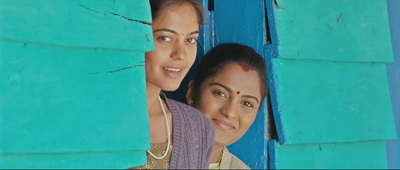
[146,83,162,116]
[210,144,225,163]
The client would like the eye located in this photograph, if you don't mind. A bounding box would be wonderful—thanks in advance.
[186,38,198,44]
[218,91,227,98]
[213,90,227,98]
[242,101,254,108]
[158,36,172,42]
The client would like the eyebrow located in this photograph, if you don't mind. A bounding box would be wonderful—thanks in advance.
[209,82,260,104]
[153,28,199,35]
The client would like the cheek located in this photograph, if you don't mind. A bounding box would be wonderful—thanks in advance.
[187,46,197,63]
[144,52,157,69]
[150,41,172,59]
[197,94,217,118]
[239,113,258,130]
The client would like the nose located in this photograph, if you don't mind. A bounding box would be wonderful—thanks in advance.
[171,42,186,60]
[220,100,238,119]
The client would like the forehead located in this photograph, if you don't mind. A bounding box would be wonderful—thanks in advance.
[152,3,199,33]
[206,63,262,99]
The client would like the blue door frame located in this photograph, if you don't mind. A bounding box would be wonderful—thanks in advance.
[386,0,400,169]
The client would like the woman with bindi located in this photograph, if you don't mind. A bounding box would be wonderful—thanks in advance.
[187,43,268,169]
[132,0,214,169]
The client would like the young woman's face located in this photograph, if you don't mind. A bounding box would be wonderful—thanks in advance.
[196,63,262,146]
[145,3,200,91]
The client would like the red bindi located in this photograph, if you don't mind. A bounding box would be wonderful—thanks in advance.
[242,64,250,72]
[237,91,240,94]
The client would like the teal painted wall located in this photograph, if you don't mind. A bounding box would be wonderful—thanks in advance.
[270,0,396,145]
[267,0,397,168]
[269,140,388,169]
[0,0,153,168]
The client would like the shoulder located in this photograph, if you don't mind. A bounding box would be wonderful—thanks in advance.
[230,154,250,169]
[164,95,214,169]
[166,99,215,143]
[167,99,212,126]
[222,148,250,169]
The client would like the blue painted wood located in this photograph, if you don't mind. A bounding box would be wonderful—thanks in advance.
[0,0,153,51]
[197,0,215,56]
[0,43,150,168]
[0,0,152,168]
[0,151,145,169]
[272,58,396,145]
[0,40,148,153]
[386,0,400,169]
[214,0,265,54]
[266,0,397,145]
[264,0,281,145]
[273,0,393,62]
[213,0,269,169]
[267,0,397,168]
[269,140,388,169]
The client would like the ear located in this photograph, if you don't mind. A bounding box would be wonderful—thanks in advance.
[186,80,194,106]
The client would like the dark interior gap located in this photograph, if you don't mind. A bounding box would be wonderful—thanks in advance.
[266,92,278,140]
[264,0,272,44]
[208,0,214,11]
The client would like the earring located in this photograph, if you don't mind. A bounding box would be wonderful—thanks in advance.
[187,99,193,106]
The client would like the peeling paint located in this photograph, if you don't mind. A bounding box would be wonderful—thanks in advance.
[108,65,145,73]
[77,4,151,26]
[337,12,343,22]
[78,4,106,16]
[274,0,284,9]
[146,34,150,42]
[90,65,145,75]
[109,12,151,25]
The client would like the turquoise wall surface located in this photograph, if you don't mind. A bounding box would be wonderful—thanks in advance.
[267,0,397,168]
[0,0,153,168]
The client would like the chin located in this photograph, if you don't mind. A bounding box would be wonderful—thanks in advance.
[161,85,180,92]
[214,135,235,147]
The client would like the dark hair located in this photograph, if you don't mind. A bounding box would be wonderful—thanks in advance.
[149,0,205,25]
[192,43,268,108]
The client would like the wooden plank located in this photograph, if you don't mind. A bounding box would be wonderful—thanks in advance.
[0,0,154,51]
[214,0,266,54]
[270,58,397,144]
[386,0,400,168]
[273,0,393,62]
[0,40,149,153]
[212,0,268,169]
[268,140,388,169]
[0,151,145,169]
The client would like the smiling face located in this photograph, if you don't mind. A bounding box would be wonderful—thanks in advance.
[145,3,200,91]
[195,63,262,147]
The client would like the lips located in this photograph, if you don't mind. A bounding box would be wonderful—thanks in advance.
[162,66,183,78]
[212,119,235,130]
